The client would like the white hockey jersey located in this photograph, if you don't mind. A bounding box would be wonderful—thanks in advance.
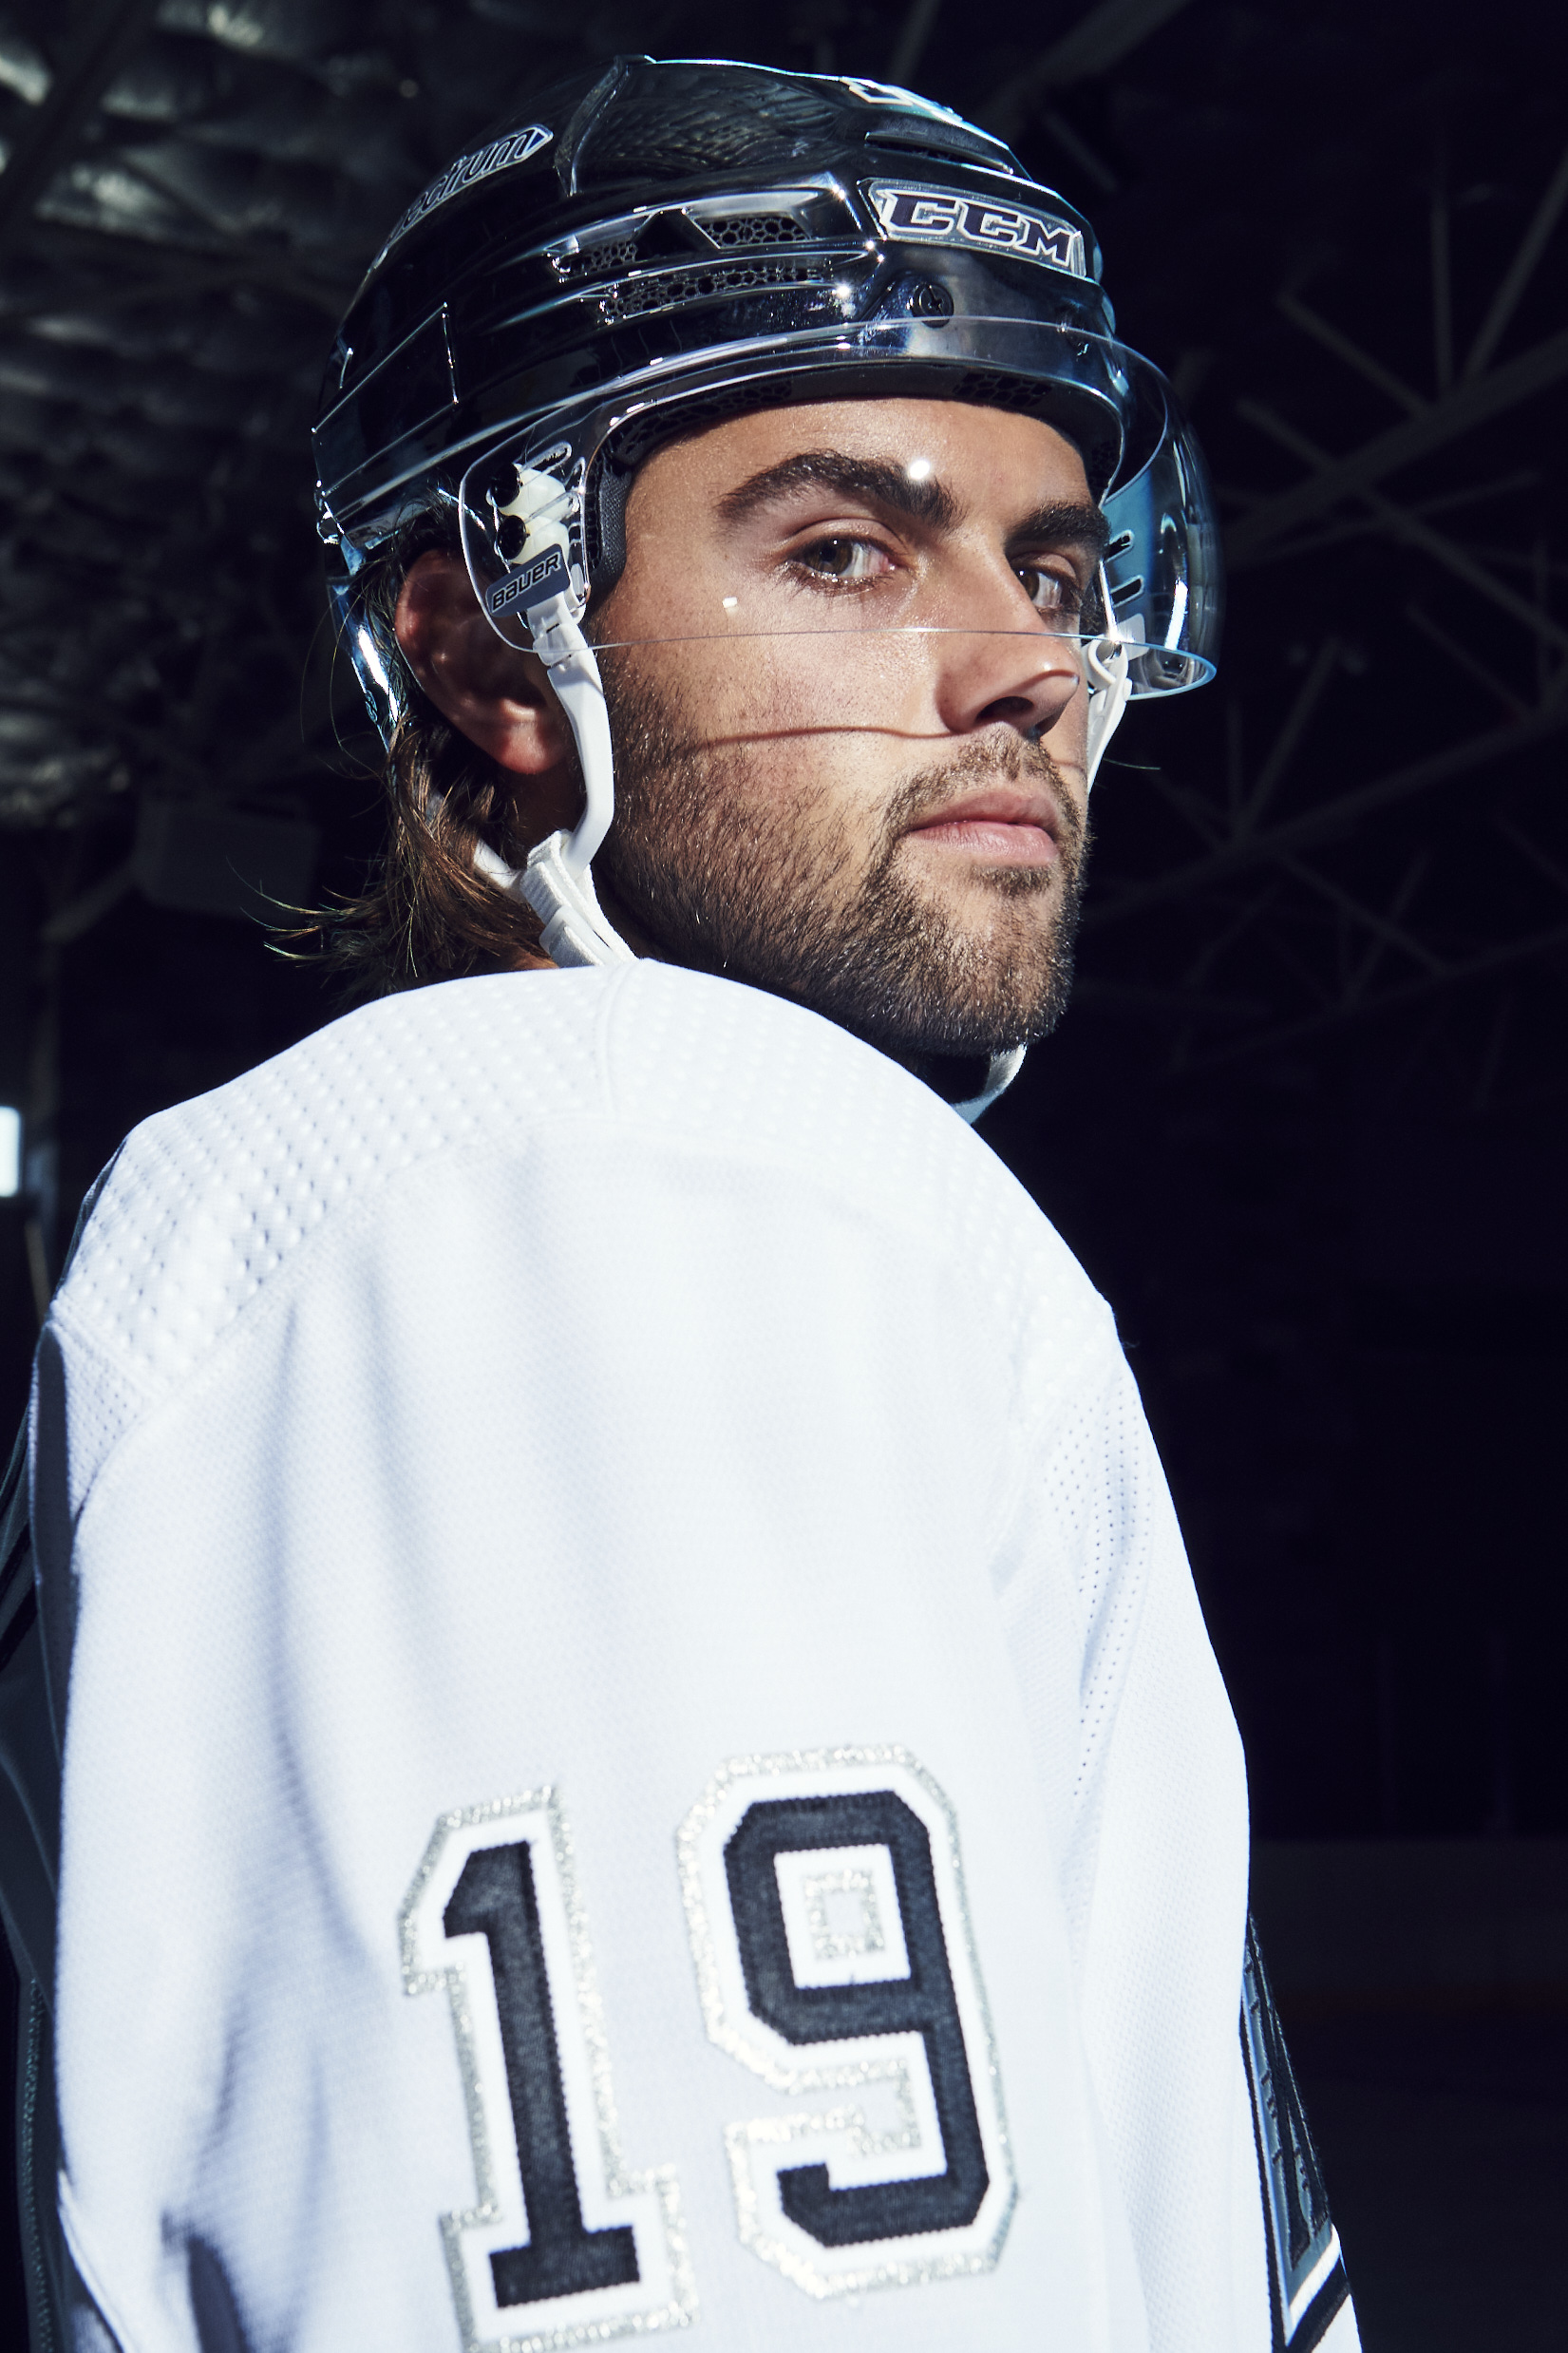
[11,960,1357,2353]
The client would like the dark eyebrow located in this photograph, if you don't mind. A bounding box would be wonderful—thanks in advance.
[714,455,1111,566]
[1009,502,1112,563]
[716,452,963,533]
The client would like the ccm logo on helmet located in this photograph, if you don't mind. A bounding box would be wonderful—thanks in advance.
[485,547,570,615]
[867,181,1086,276]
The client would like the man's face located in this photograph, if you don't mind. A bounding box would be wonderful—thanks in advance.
[591,397,1105,1061]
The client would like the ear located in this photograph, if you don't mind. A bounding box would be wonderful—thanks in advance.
[393,549,576,779]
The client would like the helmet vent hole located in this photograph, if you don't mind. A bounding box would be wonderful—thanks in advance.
[696,211,812,249]
[552,235,643,286]
[603,256,837,323]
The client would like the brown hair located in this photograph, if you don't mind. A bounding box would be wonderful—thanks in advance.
[297,506,557,997]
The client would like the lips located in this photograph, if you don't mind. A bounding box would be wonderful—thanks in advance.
[904,786,1062,868]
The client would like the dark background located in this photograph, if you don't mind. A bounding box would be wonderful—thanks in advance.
[1,1,1565,2345]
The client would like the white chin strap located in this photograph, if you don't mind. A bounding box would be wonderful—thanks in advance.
[471,591,634,969]
[471,596,1134,1126]
[1085,618,1133,790]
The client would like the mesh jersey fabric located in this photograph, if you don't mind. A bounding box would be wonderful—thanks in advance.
[28,959,1285,2353]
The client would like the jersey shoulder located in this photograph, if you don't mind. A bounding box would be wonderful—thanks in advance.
[49,967,601,1390]
[44,961,1114,1509]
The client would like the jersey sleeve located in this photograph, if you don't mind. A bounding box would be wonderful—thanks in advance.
[28,961,1275,2353]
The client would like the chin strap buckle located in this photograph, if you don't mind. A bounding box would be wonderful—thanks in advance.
[1085,630,1132,791]
[520,830,634,968]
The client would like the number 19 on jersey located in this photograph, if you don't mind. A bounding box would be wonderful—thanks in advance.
[402,1748,1014,2350]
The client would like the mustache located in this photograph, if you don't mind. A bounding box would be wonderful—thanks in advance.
[879,731,1086,857]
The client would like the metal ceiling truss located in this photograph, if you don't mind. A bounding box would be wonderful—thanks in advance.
[0,0,1561,1119]
[1077,121,1567,1107]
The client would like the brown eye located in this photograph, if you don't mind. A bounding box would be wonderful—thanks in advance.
[807,539,859,577]
[792,537,892,586]
[1017,563,1083,616]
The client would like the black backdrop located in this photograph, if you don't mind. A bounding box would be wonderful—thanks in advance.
[2,0,1566,2338]
[2,0,1564,1832]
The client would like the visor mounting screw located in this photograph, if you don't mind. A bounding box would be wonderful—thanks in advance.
[908,279,954,319]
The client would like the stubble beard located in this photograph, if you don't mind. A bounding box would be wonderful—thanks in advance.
[595,661,1089,1060]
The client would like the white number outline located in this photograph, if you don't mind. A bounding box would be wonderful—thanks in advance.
[402,1789,696,2353]
[676,1746,1017,2299]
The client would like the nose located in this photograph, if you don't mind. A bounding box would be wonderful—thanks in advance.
[921,540,1087,741]
[929,620,1084,741]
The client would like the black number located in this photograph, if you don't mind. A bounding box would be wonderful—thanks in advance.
[444,1842,640,2306]
[723,1791,988,2246]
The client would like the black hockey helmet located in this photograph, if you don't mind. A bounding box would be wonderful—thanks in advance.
[314,55,1221,745]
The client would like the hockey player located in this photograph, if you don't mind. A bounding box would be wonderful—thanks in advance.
[0,57,1357,2353]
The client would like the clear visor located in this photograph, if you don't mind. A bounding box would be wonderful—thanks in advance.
[458,320,1220,695]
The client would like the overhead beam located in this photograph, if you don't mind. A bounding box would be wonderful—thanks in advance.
[0,693,201,769]
[21,217,355,313]
[38,860,135,947]
[1404,601,1529,719]
[1341,847,1431,1004]
[1182,882,1281,991]
[1226,329,1568,566]
[888,0,945,84]
[1276,291,1428,418]
[1429,179,1454,396]
[1178,919,1568,1073]
[1236,636,1341,834]
[1464,142,1568,380]
[1494,813,1568,902]
[1137,765,1224,844]
[984,0,1198,136]
[1276,854,1445,976]
[1237,469,1541,572]
[0,0,163,249]
[1072,975,1262,1020]
[1084,694,1568,932]
[0,256,342,319]
[1236,398,1568,655]
[1038,106,1119,192]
